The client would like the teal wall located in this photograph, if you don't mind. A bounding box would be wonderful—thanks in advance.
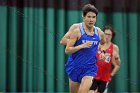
[0,6,140,92]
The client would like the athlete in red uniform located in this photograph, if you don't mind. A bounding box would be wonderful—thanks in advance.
[89,25,121,93]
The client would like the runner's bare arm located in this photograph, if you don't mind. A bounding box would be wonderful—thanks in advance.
[97,27,106,51]
[65,29,93,54]
[60,24,79,45]
[111,44,121,77]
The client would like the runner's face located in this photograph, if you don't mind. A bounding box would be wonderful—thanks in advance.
[104,29,112,42]
[83,12,96,28]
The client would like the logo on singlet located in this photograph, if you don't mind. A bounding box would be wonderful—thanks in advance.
[82,40,98,45]
[105,53,111,63]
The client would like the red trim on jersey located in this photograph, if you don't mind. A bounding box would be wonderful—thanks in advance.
[95,43,113,82]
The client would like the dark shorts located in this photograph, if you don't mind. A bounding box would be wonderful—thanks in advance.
[90,79,108,93]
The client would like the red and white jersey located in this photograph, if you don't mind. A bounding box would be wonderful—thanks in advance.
[95,43,113,82]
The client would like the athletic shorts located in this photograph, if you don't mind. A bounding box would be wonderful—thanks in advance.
[90,79,108,93]
[65,63,97,83]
